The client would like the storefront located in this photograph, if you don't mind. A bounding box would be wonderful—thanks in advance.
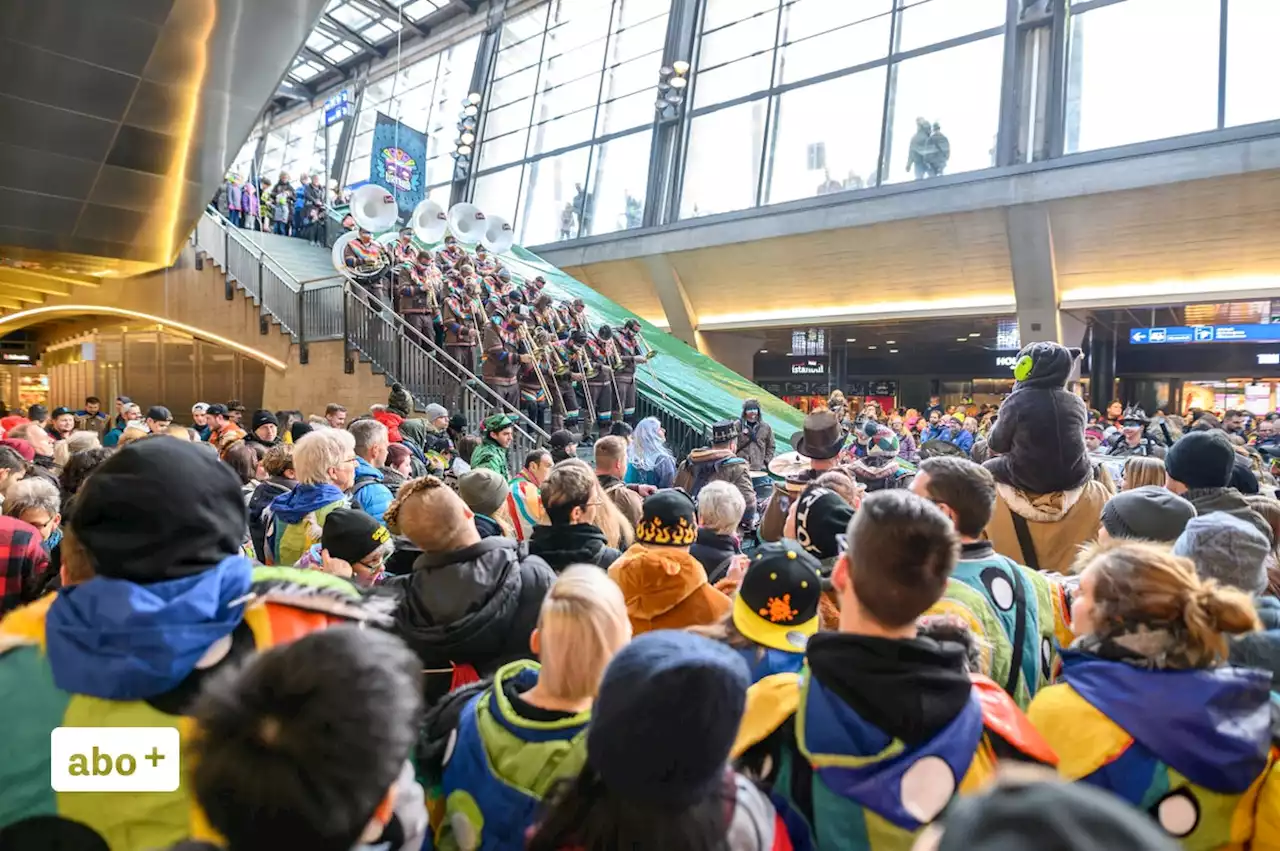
[1111,339,1280,415]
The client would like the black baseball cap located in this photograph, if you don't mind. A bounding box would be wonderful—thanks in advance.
[549,429,577,449]
[51,406,73,419]
[147,406,172,422]
[733,540,823,652]
[206,403,228,417]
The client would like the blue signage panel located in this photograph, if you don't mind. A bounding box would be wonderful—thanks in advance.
[324,90,352,126]
[1129,324,1280,345]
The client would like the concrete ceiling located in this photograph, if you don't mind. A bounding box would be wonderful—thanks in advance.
[0,0,326,280]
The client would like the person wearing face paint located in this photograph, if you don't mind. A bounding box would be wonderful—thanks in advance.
[1106,407,1166,459]
[737,399,776,472]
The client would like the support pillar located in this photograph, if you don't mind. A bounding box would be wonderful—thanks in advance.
[643,255,698,347]
[1087,320,1116,410]
[1006,202,1061,345]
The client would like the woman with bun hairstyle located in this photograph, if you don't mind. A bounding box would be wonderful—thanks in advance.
[1028,541,1280,847]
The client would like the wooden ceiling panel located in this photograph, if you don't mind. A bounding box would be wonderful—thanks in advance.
[562,259,664,322]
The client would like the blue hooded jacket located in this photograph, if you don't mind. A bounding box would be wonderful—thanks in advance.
[44,556,253,700]
[352,456,393,524]
[265,483,347,565]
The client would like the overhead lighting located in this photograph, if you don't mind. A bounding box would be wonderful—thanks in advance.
[670,76,688,89]
[868,345,877,349]
[463,105,479,118]
[659,65,674,76]
[759,349,768,353]
[889,349,899,353]
[845,337,856,342]
[664,91,683,105]
[467,92,482,105]
[655,97,669,110]
[956,337,967,342]
[460,131,475,144]
[969,332,980,337]
[658,80,672,93]
[672,60,691,75]
[456,144,473,156]
[694,294,1017,331]
[885,340,895,344]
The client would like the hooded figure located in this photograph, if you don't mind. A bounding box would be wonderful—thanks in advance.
[0,440,382,850]
[984,342,1090,495]
[737,399,776,472]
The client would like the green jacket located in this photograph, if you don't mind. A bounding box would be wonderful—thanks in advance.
[470,438,510,478]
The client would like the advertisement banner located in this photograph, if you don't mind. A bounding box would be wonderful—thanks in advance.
[369,112,427,222]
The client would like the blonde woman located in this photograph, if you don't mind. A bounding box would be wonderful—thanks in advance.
[1122,455,1166,491]
[426,566,631,849]
[1028,541,1278,847]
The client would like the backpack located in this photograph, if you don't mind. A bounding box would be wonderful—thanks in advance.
[350,475,379,513]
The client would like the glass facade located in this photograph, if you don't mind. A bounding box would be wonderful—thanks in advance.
[475,0,669,241]
[682,0,1005,218]
[346,35,481,196]
[255,0,1280,245]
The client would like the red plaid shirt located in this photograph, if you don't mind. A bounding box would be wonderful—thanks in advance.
[0,516,50,616]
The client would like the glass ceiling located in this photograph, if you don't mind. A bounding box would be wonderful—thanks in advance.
[283,0,453,88]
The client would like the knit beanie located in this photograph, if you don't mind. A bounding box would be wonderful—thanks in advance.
[1100,486,1196,543]
[1165,431,1235,489]
[1173,512,1272,595]
[321,508,391,565]
[635,489,696,546]
[423,403,448,422]
[388,383,414,417]
[587,632,749,808]
[290,421,313,443]
[1231,456,1260,495]
[933,780,1179,851]
[251,409,278,432]
[457,469,510,517]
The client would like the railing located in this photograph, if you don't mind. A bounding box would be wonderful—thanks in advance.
[190,208,550,462]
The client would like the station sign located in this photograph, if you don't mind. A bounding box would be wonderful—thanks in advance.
[324,90,352,126]
[1128,324,1280,345]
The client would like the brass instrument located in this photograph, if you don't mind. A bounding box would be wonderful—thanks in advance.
[518,325,554,413]
[576,349,597,426]
[633,329,671,405]
[603,338,623,408]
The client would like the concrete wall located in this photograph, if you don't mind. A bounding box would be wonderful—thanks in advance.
[25,246,389,417]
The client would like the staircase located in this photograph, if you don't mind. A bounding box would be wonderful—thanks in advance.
[191,209,550,463]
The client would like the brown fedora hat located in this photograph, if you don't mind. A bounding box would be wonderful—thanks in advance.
[791,410,845,460]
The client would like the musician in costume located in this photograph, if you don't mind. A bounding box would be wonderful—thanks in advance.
[613,318,650,425]
[342,227,391,304]
[518,325,552,431]
[532,294,566,340]
[482,308,528,409]
[566,298,589,334]
[583,325,620,436]
[733,490,1057,851]
[442,280,480,376]
[553,331,592,435]
[1028,540,1280,848]
[439,234,466,267]
[398,249,441,343]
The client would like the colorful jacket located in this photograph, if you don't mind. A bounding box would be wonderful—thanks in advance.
[0,562,384,851]
[1028,652,1280,849]
[505,472,546,543]
[263,483,347,566]
[925,542,1072,708]
[733,635,1057,851]
[429,660,589,851]
[469,438,509,478]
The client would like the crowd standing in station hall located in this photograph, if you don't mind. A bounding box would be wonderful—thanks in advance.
[5,244,1280,851]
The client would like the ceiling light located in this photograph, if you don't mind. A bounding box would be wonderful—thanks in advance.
[889,349,899,353]
[845,338,856,342]
[969,332,980,337]
[868,345,877,349]
[673,60,691,75]
[463,105,479,118]
[659,65,673,76]
[664,91,683,104]
[759,349,768,353]
[461,131,475,144]
[956,337,967,342]
[467,92,482,105]
[655,97,669,110]
[456,144,473,156]
[658,80,671,93]
[885,340,895,344]
[670,76,687,89]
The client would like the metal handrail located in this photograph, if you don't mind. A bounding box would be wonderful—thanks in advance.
[192,208,550,445]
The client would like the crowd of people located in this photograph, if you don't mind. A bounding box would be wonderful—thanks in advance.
[1,338,1280,850]
[212,170,335,245]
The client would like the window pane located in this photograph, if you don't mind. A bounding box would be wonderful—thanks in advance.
[584,130,652,236]
[501,7,549,50]
[765,66,886,204]
[517,147,592,243]
[1225,0,1280,127]
[616,0,670,30]
[542,35,608,84]
[478,129,529,170]
[680,99,768,218]
[693,54,774,108]
[704,0,777,32]
[776,10,892,86]
[600,54,657,102]
[896,0,1005,53]
[700,11,778,68]
[544,4,614,57]
[422,155,453,188]
[533,72,604,124]
[527,109,597,156]
[497,35,544,77]
[491,65,541,108]
[484,100,534,140]
[1064,0,1219,153]
[472,164,524,223]
[608,12,668,63]
[883,35,1003,184]
[597,88,656,135]
[781,0,892,43]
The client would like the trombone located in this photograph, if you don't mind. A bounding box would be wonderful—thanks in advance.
[633,329,671,405]
[518,325,554,414]
[576,350,597,427]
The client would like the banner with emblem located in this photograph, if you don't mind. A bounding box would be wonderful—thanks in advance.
[369,111,428,222]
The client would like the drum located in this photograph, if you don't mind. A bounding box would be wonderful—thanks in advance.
[750,470,774,501]
[768,451,811,481]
